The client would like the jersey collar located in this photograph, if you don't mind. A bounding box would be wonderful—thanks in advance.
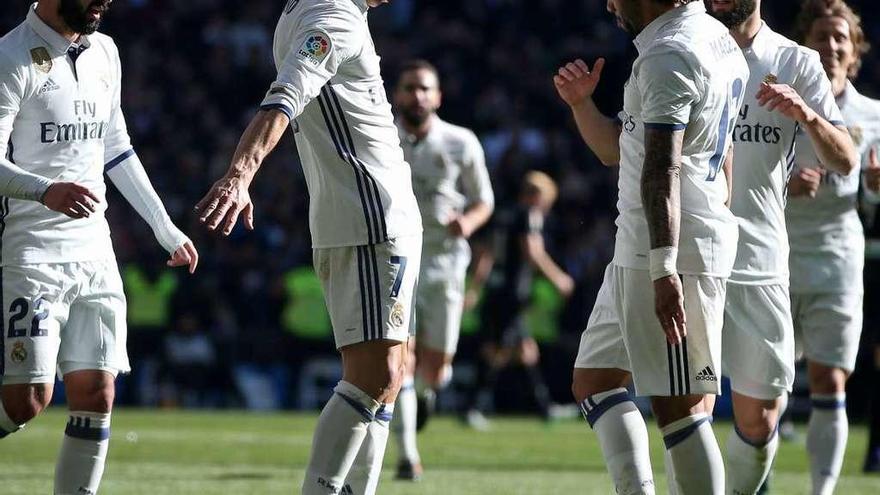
[633,1,705,54]
[26,3,91,56]
[351,0,369,14]
[837,79,857,108]
[741,21,773,61]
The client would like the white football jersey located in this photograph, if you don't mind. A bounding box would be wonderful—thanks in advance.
[728,23,844,285]
[260,0,421,248]
[0,7,133,265]
[398,116,493,254]
[613,1,748,277]
[786,81,880,293]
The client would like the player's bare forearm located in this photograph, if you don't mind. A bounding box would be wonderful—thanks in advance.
[803,119,858,176]
[571,99,621,166]
[722,146,734,207]
[641,128,683,249]
[225,108,291,183]
[463,201,493,232]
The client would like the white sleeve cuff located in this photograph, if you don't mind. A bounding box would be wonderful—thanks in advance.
[649,246,678,281]
[0,156,53,202]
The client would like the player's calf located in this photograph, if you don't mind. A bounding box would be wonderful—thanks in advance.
[0,383,54,436]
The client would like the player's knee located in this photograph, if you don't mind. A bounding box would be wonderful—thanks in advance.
[809,366,848,395]
[68,379,115,414]
[2,384,53,425]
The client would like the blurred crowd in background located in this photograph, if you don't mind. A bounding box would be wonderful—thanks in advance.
[2,0,880,416]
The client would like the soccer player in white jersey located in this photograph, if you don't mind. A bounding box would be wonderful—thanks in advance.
[0,1,198,493]
[705,0,860,493]
[196,0,422,493]
[556,1,749,493]
[786,1,880,491]
[391,59,494,480]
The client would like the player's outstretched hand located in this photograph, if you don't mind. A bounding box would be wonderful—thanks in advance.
[866,147,880,193]
[553,58,605,108]
[555,273,575,299]
[653,275,686,345]
[788,167,824,198]
[756,83,814,123]
[42,182,100,219]
[195,176,255,235]
[167,241,199,274]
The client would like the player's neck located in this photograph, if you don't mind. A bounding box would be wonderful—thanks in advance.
[402,116,433,140]
[728,14,762,49]
[831,75,848,99]
[34,3,82,43]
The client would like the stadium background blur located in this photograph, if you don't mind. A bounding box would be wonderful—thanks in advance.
[2,0,878,418]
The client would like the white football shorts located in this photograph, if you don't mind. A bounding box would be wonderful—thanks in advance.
[574,264,630,371]
[792,291,863,372]
[415,247,468,355]
[722,283,794,400]
[313,235,421,349]
[603,264,725,397]
[2,260,129,385]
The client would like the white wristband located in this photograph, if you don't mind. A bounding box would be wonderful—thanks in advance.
[649,246,678,281]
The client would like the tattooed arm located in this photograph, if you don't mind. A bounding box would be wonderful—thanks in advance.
[642,127,687,344]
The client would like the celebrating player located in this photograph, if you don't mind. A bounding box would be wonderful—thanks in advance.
[195,0,422,493]
[560,1,749,492]
[391,59,494,480]
[787,0,880,491]
[706,0,860,493]
[0,1,198,493]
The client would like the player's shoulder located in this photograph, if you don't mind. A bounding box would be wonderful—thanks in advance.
[846,85,880,123]
[86,31,120,60]
[0,21,38,70]
[296,0,362,26]
[766,28,822,72]
[434,118,482,150]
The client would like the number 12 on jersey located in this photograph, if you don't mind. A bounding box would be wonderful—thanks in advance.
[707,78,745,182]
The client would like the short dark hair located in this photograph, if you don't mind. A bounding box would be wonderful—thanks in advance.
[397,59,440,84]
[794,0,870,79]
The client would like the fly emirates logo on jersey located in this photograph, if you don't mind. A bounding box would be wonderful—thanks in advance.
[40,99,109,144]
[732,103,783,144]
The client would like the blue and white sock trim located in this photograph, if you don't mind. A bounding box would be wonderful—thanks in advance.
[64,412,111,441]
[579,387,631,428]
[662,413,711,450]
[811,393,846,410]
[733,422,778,448]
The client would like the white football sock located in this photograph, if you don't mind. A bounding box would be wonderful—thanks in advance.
[0,401,23,438]
[725,424,779,495]
[807,393,848,495]
[392,377,420,465]
[55,411,111,495]
[302,381,379,495]
[580,388,655,495]
[662,413,724,494]
[346,402,393,495]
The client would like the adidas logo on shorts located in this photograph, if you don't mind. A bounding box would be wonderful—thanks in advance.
[695,366,717,382]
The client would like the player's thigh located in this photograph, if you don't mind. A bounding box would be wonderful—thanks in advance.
[315,235,422,350]
[614,265,723,397]
[722,283,793,400]
[574,264,630,373]
[1,264,69,386]
[796,291,862,373]
[58,261,129,378]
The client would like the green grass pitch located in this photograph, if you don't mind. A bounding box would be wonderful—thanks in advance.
[2,408,878,494]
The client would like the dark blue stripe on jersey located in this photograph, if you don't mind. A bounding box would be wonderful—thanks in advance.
[326,85,388,242]
[335,391,374,423]
[0,265,4,375]
[644,122,687,131]
[0,197,8,267]
[812,397,846,410]
[585,391,631,428]
[663,416,710,449]
[321,87,385,243]
[369,244,383,339]
[829,120,846,127]
[317,93,377,244]
[104,148,135,172]
[7,141,14,163]
[260,103,294,122]
[375,405,393,423]
[356,246,372,341]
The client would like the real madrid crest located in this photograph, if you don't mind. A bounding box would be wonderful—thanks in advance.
[30,47,52,74]
[390,302,405,328]
[11,342,27,363]
[763,73,778,85]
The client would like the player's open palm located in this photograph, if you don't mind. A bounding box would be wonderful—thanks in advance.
[554,58,605,108]
[42,182,100,219]
[866,147,880,193]
[653,275,687,345]
[195,176,255,235]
